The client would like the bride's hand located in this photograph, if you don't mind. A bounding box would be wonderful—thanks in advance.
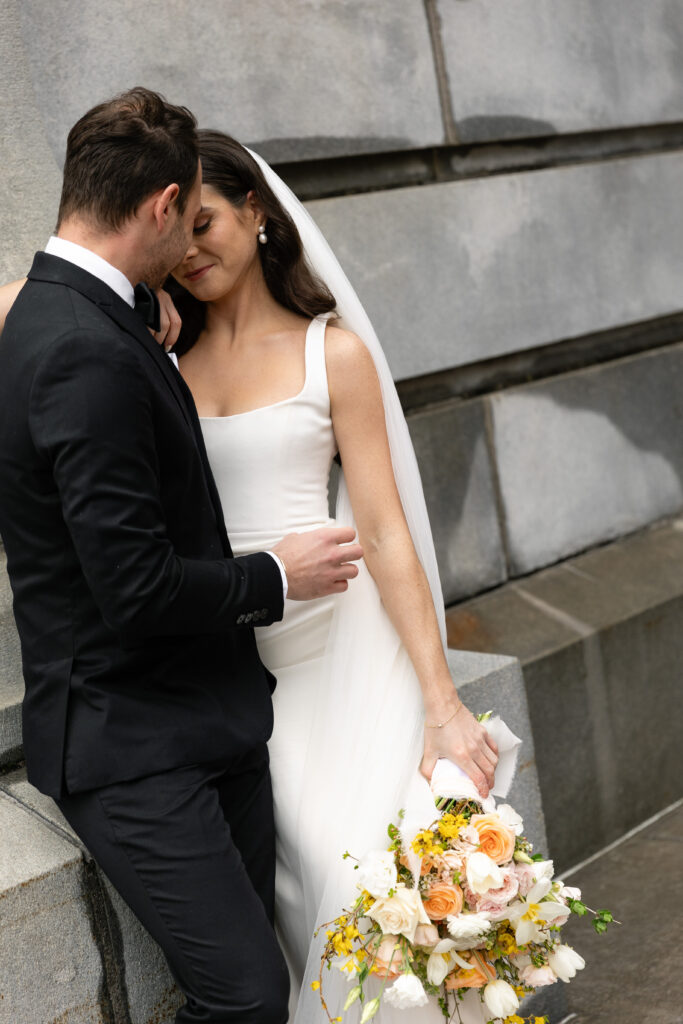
[420,700,499,799]
[150,289,182,352]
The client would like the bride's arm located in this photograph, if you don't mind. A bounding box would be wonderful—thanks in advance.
[327,327,498,797]
[0,280,27,333]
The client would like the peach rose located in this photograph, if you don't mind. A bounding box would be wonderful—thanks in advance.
[470,814,516,865]
[422,882,464,921]
[444,955,491,990]
[368,935,402,979]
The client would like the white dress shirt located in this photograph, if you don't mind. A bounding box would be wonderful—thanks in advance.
[44,235,288,600]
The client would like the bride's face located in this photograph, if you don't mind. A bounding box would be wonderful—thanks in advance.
[173,185,263,301]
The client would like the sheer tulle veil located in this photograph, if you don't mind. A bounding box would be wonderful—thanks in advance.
[247,149,449,1023]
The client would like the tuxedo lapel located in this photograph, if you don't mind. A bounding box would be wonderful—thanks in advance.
[27,253,231,554]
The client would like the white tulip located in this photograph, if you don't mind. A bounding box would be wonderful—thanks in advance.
[384,973,429,1009]
[466,851,504,894]
[496,803,524,835]
[484,978,519,1018]
[355,850,398,898]
[548,944,586,982]
[427,950,453,987]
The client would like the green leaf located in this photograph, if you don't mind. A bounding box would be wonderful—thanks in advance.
[568,899,587,916]
[593,919,608,934]
[358,964,370,984]
[344,985,362,1011]
[360,996,381,1024]
[596,909,614,922]
[531,853,545,862]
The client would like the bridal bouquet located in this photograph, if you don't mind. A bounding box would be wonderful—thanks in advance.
[315,718,615,1024]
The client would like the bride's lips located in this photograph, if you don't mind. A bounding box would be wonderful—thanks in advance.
[185,264,213,283]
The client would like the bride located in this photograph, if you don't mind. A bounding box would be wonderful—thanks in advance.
[0,132,498,1023]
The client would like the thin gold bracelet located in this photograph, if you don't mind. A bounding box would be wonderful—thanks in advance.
[425,702,464,729]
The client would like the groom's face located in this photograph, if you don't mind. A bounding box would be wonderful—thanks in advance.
[146,164,203,289]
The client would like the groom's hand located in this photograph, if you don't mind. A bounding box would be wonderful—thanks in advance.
[272,527,363,600]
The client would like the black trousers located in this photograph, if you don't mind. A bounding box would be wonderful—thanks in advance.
[57,745,289,1023]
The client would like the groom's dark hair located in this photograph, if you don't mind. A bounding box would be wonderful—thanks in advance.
[57,87,198,232]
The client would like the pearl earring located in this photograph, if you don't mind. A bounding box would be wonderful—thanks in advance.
[258,224,268,244]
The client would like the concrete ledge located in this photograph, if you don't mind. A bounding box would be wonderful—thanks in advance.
[447,516,683,871]
[0,550,23,766]
[0,771,181,1024]
[448,649,548,856]
[0,790,106,1024]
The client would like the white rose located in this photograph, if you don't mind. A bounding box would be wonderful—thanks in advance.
[484,979,519,1019]
[366,883,431,943]
[466,851,504,894]
[356,850,398,898]
[384,973,429,1009]
[548,944,586,983]
[445,911,493,949]
[496,803,524,835]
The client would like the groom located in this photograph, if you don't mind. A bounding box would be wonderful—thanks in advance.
[0,88,361,1023]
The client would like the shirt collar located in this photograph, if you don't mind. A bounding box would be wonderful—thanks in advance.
[45,236,136,308]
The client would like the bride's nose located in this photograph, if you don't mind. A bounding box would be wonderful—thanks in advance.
[183,240,200,261]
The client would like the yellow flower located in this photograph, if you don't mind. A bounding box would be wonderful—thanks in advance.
[438,813,468,839]
[411,829,437,855]
[311,981,320,991]
[504,1016,524,1024]
[496,929,518,955]
[513,984,526,997]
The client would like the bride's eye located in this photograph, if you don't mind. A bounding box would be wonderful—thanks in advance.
[193,219,212,235]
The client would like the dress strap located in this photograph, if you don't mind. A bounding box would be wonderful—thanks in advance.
[304,315,331,401]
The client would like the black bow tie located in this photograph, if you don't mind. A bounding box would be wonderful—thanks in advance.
[133,282,161,332]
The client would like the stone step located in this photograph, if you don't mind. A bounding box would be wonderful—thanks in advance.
[0,767,182,1024]
[0,549,23,767]
[447,514,683,872]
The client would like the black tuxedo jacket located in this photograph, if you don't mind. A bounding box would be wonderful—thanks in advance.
[0,253,284,798]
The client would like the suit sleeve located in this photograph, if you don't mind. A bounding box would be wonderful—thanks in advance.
[29,329,284,640]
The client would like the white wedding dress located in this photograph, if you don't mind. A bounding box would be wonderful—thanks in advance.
[200,316,488,1024]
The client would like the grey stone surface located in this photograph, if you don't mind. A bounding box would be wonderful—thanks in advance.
[0,791,106,1024]
[448,649,548,856]
[307,152,683,379]
[563,802,683,1023]
[1,768,182,1023]
[15,0,443,166]
[489,345,683,576]
[407,398,507,603]
[0,0,61,280]
[447,519,683,872]
[0,555,23,766]
[437,0,683,143]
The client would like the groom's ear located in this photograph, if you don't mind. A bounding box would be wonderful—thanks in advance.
[150,183,181,234]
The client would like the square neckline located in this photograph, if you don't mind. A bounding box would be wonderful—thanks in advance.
[198,317,318,422]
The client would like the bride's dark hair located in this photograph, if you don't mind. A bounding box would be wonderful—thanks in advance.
[167,129,337,354]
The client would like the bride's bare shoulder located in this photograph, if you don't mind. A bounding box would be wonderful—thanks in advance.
[324,325,375,373]
[0,279,27,333]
